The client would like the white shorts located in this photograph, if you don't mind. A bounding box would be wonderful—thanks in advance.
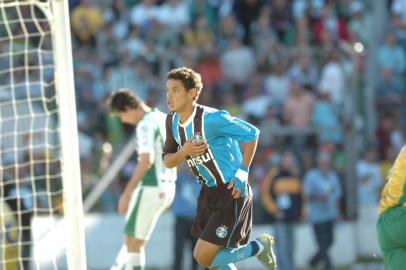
[124,184,175,240]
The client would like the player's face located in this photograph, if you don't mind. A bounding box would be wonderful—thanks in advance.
[118,109,140,125]
[166,79,195,112]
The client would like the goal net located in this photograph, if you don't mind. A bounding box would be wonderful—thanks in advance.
[0,0,86,269]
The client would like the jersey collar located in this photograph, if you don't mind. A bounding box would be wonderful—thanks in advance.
[179,105,197,127]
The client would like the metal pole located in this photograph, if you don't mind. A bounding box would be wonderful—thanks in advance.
[338,41,360,220]
[345,50,359,220]
[364,0,387,141]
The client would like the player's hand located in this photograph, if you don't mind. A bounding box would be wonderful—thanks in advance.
[181,139,208,157]
[118,191,132,214]
[227,178,246,199]
[228,165,249,198]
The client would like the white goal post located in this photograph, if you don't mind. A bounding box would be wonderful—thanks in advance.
[0,0,86,269]
[52,0,87,269]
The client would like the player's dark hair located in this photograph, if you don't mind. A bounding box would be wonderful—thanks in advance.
[167,67,203,101]
[107,88,142,114]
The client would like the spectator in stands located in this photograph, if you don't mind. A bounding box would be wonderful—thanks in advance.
[292,0,325,20]
[262,150,303,270]
[292,0,307,20]
[251,6,277,53]
[157,0,190,32]
[144,18,180,53]
[256,37,284,74]
[313,4,349,44]
[221,90,242,117]
[103,0,130,41]
[196,47,223,94]
[391,0,406,25]
[288,52,319,90]
[171,162,202,270]
[182,14,215,51]
[217,14,245,49]
[264,61,290,114]
[377,30,406,97]
[96,22,121,65]
[241,73,271,119]
[348,1,372,45]
[303,152,342,270]
[389,6,406,52]
[220,35,256,100]
[292,16,312,48]
[312,88,342,146]
[283,80,315,155]
[318,49,346,111]
[124,26,146,60]
[258,106,282,147]
[189,0,218,29]
[376,83,405,113]
[130,0,158,31]
[270,0,293,44]
[356,146,382,207]
[233,0,264,45]
[71,0,103,47]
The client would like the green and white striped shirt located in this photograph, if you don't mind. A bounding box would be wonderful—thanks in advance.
[135,108,176,186]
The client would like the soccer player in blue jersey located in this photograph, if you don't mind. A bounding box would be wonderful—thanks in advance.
[162,67,277,270]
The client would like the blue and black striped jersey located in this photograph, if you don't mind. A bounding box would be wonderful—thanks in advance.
[163,105,259,187]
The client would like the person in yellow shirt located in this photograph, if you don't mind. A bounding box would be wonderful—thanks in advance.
[70,0,103,46]
[377,145,406,270]
[0,198,19,270]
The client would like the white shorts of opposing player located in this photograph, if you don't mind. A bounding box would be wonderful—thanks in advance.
[111,183,175,270]
[125,184,175,240]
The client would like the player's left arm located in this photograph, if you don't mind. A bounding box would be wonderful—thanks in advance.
[227,135,258,198]
[209,110,260,142]
[209,110,260,198]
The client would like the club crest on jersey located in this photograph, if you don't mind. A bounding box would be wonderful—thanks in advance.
[187,150,215,167]
[216,225,228,238]
[192,132,203,143]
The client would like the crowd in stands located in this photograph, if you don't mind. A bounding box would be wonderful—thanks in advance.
[66,0,404,268]
[0,0,405,269]
[67,0,375,211]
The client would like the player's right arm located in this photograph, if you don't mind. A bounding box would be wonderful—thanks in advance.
[164,140,208,168]
[162,114,207,168]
